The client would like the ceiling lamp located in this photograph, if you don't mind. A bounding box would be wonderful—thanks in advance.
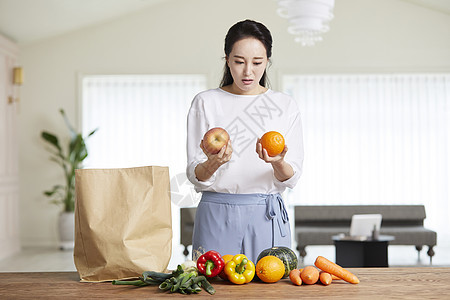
[277,0,335,46]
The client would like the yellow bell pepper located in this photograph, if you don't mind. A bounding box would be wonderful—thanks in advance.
[223,254,255,284]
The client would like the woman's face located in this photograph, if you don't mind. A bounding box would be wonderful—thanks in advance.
[226,37,268,95]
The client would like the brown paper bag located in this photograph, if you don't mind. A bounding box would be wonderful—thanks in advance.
[74,166,172,282]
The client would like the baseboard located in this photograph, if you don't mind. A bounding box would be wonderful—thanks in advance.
[20,239,59,249]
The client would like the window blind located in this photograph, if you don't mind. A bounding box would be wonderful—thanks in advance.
[81,74,206,174]
[283,74,450,245]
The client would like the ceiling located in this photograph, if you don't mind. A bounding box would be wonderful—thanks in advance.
[404,0,450,14]
[0,0,449,46]
[0,0,169,45]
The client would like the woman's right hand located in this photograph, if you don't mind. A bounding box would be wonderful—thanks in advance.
[195,139,232,181]
[200,139,233,167]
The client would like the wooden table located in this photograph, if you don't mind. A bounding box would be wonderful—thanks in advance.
[1,268,449,299]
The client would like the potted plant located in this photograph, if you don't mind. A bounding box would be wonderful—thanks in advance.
[41,109,96,250]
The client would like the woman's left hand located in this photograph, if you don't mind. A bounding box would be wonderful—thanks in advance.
[255,138,288,164]
[256,138,294,182]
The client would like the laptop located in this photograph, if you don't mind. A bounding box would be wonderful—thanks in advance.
[349,214,382,237]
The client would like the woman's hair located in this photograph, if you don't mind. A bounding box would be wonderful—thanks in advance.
[220,19,272,88]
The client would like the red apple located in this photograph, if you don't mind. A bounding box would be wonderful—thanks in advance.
[202,127,230,154]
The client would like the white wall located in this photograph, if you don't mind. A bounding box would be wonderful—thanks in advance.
[0,34,20,260]
[18,0,450,247]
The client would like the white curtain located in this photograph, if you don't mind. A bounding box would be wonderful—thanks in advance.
[81,75,206,174]
[81,74,207,268]
[283,74,450,245]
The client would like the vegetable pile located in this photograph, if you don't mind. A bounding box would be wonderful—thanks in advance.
[112,248,360,295]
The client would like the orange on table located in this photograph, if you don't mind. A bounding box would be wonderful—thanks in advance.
[219,254,235,280]
[255,255,285,283]
[222,254,234,263]
[260,131,285,157]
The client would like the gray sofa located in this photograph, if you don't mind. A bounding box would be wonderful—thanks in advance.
[295,205,437,263]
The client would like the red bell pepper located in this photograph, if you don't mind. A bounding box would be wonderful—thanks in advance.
[196,250,225,278]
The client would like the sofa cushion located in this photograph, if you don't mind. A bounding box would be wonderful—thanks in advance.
[296,226,437,247]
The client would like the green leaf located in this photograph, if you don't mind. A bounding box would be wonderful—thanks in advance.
[43,185,64,197]
[87,128,98,137]
[44,190,56,197]
[69,134,88,165]
[60,109,77,138]
[41,132,62,152]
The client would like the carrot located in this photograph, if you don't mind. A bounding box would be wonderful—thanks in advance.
[300,266,319,285]
[314,256,359,284]
[289,269,302,286]
[331,274,342,280]
[299,268,340,280]
[319,271,332,286]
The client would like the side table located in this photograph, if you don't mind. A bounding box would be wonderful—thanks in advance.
[332,235,395,268]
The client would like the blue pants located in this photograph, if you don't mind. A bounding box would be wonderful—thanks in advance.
[192,191,291,264]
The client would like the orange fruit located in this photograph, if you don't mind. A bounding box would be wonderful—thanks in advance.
[255,255,285,283]
[260,131,285,157]
[219,254,234,280]
[222,254,234,263]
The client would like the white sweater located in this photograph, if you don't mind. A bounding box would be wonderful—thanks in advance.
[186,88,304,194]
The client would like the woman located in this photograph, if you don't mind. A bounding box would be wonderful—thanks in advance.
[186,19,304,263]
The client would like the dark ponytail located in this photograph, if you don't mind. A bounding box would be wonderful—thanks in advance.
[220,20,272,88]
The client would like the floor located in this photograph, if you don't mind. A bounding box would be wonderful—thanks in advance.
[1,244,449,273]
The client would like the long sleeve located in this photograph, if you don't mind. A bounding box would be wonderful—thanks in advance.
[186,95,216,191]
[273,100,304,189]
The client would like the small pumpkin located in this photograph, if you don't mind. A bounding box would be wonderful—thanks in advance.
[257,246,298,278]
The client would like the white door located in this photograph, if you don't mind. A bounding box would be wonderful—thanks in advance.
[0,34,20,260]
